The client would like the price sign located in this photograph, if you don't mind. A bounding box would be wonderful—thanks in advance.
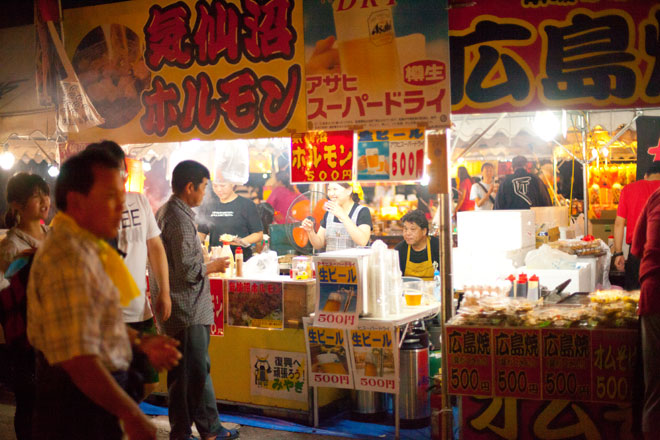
[492,328,541,399]
[209,279,224,336]
[291,131,354,183]
[446,326,493,396]
[349,324,399,393]
[541,329,591,400]
[304,320,353,390]
[356,128,425,182]
[313,258,360,329]
[591,329,637,403]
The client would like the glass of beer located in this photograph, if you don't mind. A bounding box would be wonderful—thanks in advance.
[333,2,401,94]
[323,291,343,312]
[318,353,347,374]
[364,351,379,377]
[366,148,380,173]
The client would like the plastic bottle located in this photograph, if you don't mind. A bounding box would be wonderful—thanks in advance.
[235,247,243,278]
[219,241,235,278]
[515,273,528,299]
[262,237,270,253]
[433,269,441,302]
[506,274,516,297]
[527,274,539,301]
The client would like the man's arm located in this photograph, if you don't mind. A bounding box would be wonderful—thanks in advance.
[613,216,626,271]
[146,236,171,321]
[59,355,156,440]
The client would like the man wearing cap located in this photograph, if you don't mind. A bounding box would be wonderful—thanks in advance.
[495,156,552,210]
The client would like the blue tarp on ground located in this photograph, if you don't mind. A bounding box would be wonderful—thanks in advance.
[139,402,430,440]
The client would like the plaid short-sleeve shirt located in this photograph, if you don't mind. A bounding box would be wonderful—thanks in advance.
[27,216,131,371]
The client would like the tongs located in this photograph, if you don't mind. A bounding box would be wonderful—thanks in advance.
[541,279,572,303]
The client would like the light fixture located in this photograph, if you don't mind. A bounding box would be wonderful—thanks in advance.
[591,148,599,159]
[420,174,430,186]
[0,149,15,170]
[601,147,609,158]
[142,160,152,172]
[48,164,60,177]
[533,111,560,141]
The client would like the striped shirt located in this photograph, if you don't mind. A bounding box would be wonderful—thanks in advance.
[27,216,131,371]
[153,195,213,336]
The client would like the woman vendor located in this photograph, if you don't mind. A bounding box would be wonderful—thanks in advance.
[394,209,439,281]
[198,181,263,260]
[301,182,372,251]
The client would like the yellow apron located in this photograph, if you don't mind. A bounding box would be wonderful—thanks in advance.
[405,238,435,281]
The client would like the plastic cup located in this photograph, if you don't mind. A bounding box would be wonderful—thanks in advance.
[405,292,422,306]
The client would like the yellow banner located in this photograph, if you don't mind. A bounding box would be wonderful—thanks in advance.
[63,0,306,143]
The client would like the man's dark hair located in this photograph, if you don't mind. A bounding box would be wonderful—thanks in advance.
[512,155,528,170]
[55,149,120,212]
[171,160,210,195]
[481,162,494,171]
[85,140,126,165]
[400,209,429,234]
[645,162,660,177]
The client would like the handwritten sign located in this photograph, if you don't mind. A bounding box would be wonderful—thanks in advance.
[349,324,398,393]
[250,348,306,403]
[313,257,360,329]
[304,321,353,390]
[291,131,353,183]
[356,128,425,182]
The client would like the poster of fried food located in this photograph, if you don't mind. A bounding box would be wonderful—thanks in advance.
[227,280,283,330]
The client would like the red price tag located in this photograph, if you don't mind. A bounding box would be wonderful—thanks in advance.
[541,329,591,400]
[446,326,493,396]
[492,328,541,399]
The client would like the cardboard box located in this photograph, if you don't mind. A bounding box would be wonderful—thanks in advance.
[531,206,570,228]
[457,210,535,251]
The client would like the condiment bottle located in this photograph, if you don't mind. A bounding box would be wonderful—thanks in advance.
[219,241,235,278]
[528,274,539,301]
[515,273,528,299]
[506,274,516,297]
[235,247,243,278]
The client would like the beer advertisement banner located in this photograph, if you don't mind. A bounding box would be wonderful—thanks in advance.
[290,130,353,183]
[356,128,425,182]
[250,348,307,402]
[209,278,224,336]
[62,0,306,143]
[312,257,360,329]
[227,280,283,330]
[348,324,398,393]
[450,1,660,114]
[304,0,450,131]
[304,320,353,389]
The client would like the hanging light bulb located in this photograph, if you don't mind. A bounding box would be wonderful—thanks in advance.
[142,160,152,172]
[601,147,609,158]
[533,111,560,141]
[0,150,15,170]
[48,164,60,177]
[420,174,430,186]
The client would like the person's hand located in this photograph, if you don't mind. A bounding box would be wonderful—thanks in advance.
[232,237,250,248]
[121,410,157,440]
[306,36,340,75]
[324,201,348,222]
[301,218,315,233]
[138,334,181,371]
[208,257,230,274]
[155,293,172,322]
[614,255,625,272]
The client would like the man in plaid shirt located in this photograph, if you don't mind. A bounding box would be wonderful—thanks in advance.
[151,160,235,440]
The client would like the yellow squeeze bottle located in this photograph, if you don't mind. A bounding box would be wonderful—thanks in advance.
[219,241,235,278]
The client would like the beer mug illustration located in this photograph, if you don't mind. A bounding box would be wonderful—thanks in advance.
[366,148,380,173]
[364,351,379,377]
[323,291,344,312]
[333,2,401,93]
[317,352,347,374]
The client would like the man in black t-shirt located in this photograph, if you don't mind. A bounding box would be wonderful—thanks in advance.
[198,182,263,260]
[495,156,552,210]
[394,210,439,281]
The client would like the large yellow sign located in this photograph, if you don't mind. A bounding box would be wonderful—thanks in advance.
[63,0,306,143]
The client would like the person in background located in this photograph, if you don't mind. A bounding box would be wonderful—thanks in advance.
[470,163,497,211]
[456,166,474,212]
[395,210,439,281]
[613,163,660,290]
[85,141,171,400]
[198,180,263,261]
[630,186,660,439]
[153,160,237,440]
[27,149,181,440]
[301,182,372,251]
[266,170,299,224]
[0,173,50,440]
[495,155,552,209]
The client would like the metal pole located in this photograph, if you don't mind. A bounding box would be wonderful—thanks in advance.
[438,193,453,440]
[580,113,590,237]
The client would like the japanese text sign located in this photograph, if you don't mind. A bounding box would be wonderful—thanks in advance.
[63,0,306,143]
[591,329,636,404]
[492,328,541,399]
[290,130,353,183]
[227,280,283,330]
[446,327,493,397]
[356,128,425,182]
[348,324,398,393]
[304,0,450,131]
[450,2,660,113]
[304,320,353,390]
[250,348,307,402]
[313,257,360,329]
[209,278,224,336]
[541,329,591,401]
